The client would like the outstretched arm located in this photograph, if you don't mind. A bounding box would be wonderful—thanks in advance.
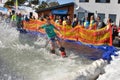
[38,26,42,30]
[54,26,63,38]
[54,26,60,31]
[36,26,42,32]
[54,26,62,34]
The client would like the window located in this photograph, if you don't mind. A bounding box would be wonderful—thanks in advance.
[118,0,120,3]
[78,12,85,21]
[98,13,105,21]
[79,0,89,2]
[109,14,116,23]
[96,0,110,3]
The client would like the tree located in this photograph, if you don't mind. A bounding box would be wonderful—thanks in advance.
[4,0,14,7]
[36,1,59,11]
[31,0,39,5]
[36,1,49,10]
[4,0,27,7]
[48,2,59,7]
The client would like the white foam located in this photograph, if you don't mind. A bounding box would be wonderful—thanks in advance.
[0,40,5,48]
[97,50,120,80]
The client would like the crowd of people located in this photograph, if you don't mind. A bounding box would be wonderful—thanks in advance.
[49,14,106,30]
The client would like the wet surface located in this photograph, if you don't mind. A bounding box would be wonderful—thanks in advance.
[61,40,104,60]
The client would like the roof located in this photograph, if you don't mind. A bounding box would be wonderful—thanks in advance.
[36,2,74,13]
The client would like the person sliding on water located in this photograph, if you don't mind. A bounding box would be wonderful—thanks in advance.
[38,17,67,57]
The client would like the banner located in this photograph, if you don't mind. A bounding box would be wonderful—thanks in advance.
[23,19,111,45]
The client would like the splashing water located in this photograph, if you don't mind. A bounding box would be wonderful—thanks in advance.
[0,22,106,80]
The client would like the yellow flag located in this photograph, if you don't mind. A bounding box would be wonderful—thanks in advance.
[15,0,18,13]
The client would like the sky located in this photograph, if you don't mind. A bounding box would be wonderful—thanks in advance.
[40,0,74,4]
[0,0,74,5]
[57,0,74,4]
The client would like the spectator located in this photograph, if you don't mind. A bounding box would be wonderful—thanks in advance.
[112,24,118,40]
[81,17,85,26]
[11,10,16,21]
[96,16,106,29]
[117,28,120,47]
[25,15,29,22]
[89,15,96,29]
[84,16,90,29]
[16,13,22,28]
[72,17,78,28]
[66,15,71,25]
[58,17,62,25]
[55,16,59,24]
[62,17,67,26]
[106,18,112,30]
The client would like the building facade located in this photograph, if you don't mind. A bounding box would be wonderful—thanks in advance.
[74,0,120,26]
[36,2,74,20]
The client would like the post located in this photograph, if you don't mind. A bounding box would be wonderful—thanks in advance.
[109,25,112,46]
[15,0,18,13]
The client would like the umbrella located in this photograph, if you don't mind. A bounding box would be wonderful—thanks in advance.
[0,7,8,14]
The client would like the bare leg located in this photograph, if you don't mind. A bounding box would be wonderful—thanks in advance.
[50,41,55,54]
[56,39,62,48]
[56,39,67,57]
